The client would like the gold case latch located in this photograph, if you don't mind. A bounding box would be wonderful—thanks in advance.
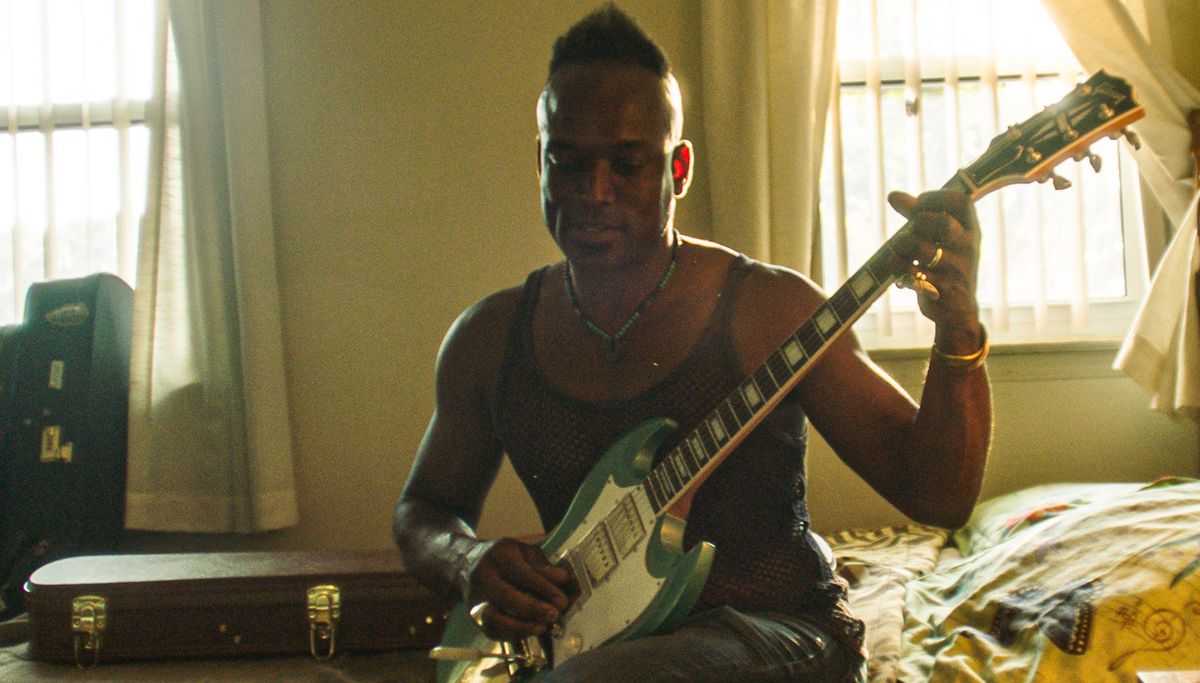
[71,595,107,668]
[306,584,341,659]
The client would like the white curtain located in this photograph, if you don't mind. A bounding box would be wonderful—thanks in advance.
[1040,0,1200,421]
[127,0,297,532]
[699,0,839,275]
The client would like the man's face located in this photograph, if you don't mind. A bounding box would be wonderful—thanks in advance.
[537,62,680,270]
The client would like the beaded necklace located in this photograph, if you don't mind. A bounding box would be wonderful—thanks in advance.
[563,232,680,362]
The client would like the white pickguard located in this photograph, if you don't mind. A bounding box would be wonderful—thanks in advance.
[547,476,664,667]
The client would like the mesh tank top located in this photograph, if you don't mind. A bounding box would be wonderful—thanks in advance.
[493,255,864,653]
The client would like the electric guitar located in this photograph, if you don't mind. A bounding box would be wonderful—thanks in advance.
[430,70,1145,682]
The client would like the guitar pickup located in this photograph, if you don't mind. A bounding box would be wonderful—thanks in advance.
[605,495,645,558]
[580,525,618,586]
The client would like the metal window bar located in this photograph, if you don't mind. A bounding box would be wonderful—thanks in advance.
[942,1,963,287]
[40,0,59,284]
[1021,51,1050,333]
[865,0,893,337]
[828,62,849,287]
[5,2,22,318]
[980,0,1011,333]
[902,0,933,340]
[115,0,137,281]
[1062,65,1091,331]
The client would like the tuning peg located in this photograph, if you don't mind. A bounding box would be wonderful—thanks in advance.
[1050,173,1072,190]
[1067,151,1103,172]
[1123,129,1142,150]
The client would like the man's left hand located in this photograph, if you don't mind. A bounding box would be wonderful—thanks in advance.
[888,189,983,353]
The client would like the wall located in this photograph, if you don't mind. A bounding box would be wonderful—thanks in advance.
[131,0,1199,553]
[1141,0,1200,89]
[254,0,706,550]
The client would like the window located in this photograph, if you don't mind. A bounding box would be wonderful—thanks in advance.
[0,0,156,324]
[819,0,1147,348]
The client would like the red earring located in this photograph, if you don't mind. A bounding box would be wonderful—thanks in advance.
[673,145,690,182]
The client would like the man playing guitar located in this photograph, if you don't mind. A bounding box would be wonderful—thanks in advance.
[394,6,991,681]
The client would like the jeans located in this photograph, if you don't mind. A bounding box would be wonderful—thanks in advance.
[543,606,867,682]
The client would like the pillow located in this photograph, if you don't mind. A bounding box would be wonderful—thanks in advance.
[952,481,1149,556]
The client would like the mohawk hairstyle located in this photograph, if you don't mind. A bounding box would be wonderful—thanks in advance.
[548,3,670,78]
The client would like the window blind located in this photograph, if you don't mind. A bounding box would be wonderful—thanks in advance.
[1,0,154,323]
[820,0,1145,348]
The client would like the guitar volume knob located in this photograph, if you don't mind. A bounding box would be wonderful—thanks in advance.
[561,632,584,656]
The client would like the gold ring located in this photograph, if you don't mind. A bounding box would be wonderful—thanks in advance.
[925,246,944,270]
[919,281,941,300]
[912,271,941,300]
[914,275,941,300]
[469,601,489,629]
[897,272,941,301]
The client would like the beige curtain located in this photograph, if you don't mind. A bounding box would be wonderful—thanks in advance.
[1039,0,1200,421]
[699,0,839,275]
[127,0,297,532]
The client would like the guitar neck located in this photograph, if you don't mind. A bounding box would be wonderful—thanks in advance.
[634,234,902,516]
[639,175,975,516]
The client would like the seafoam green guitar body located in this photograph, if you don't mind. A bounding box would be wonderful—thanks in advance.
[435,418,714,683]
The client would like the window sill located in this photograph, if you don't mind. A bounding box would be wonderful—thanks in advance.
[869,338,1126,386]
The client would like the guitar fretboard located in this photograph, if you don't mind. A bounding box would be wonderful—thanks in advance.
[640,174,972,515]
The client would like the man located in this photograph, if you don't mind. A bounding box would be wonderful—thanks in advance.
[394,6,990,681]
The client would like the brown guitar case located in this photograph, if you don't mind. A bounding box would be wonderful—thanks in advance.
[23,550,452,667]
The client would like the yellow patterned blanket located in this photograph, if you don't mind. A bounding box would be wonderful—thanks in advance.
[899,478,1200,681]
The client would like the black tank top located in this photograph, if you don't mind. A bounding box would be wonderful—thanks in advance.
[493,255,864,653]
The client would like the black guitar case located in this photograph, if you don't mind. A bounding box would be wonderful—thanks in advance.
[0,273,133,620]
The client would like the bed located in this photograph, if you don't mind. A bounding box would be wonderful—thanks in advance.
[1,479,1197,680]
[829,477,1200,682]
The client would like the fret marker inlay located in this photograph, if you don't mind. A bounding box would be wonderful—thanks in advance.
[783,340,804,367]
[742,383,762,407]
[852,272,875,299]
[707,417,726,441]
[816,308,838,333]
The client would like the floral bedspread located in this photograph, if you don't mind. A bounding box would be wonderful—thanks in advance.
[899,478,1200,681]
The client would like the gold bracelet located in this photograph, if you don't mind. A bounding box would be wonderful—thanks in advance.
[931,325,989,371]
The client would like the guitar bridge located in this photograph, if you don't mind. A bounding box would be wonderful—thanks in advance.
[429,637,548,677]
[499,637,548,678]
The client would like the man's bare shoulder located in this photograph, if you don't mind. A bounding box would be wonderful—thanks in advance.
[684,236,822,296]
[738,257,826,319]
[724,255,828,371]
[677,237,825,322]
[440,284,525,366]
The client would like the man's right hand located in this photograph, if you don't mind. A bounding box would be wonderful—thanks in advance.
[460,538,576,641]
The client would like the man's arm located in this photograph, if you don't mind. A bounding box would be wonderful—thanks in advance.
[393,292,571,640]
[734,188,991,529]
[796,323,990,529]
[874,188,991,527]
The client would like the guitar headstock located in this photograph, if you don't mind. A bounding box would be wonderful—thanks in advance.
[955,70,1145,200]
